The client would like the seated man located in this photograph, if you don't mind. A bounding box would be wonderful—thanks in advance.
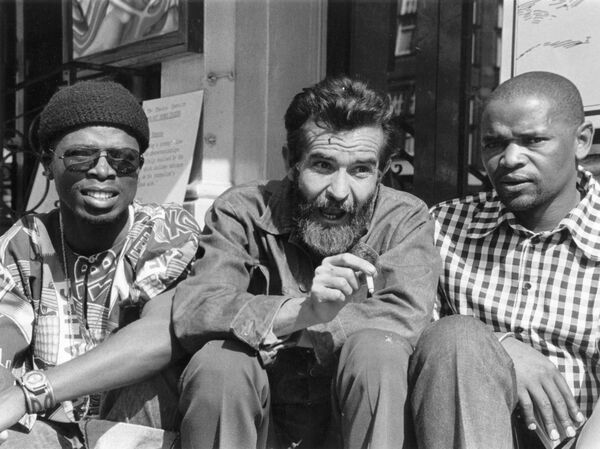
[409,71,599,449]
[171,75,441,449]
[0,80,200,447]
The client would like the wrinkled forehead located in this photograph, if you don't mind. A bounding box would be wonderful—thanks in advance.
[483,93,556,120]
[302,121,384,160]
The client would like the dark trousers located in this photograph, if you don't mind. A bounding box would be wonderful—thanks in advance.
[178,329,413,449]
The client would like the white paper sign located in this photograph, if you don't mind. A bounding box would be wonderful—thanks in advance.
[137,90,204,204]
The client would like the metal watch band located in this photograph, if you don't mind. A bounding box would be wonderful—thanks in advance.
[18,370,56,414]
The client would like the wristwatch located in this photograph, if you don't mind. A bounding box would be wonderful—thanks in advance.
[18,370,55,414]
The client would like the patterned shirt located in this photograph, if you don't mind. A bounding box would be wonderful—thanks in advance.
[0,201,200,423]
[432,169,600,417]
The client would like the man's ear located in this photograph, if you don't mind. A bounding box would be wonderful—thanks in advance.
[41,152,54,180]
[575,121,594,160]
[282,145,295,180]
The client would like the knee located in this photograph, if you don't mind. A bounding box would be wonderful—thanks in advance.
[410,315,514,385]
[339,329,412,380]
[179,339,266,401]
[414,315,492,362]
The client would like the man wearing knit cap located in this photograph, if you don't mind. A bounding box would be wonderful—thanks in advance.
[0,80,200,447]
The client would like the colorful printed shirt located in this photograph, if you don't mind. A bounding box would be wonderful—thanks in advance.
[0,201,200,423]
[432,169,600,417]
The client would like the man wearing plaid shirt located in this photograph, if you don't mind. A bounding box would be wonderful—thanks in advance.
[409,71,600,449]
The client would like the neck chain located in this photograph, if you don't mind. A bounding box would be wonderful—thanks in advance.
[58,211,91,336]
[58,211,129,346]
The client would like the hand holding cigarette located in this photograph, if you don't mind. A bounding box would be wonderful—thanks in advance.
[308,252,377,323]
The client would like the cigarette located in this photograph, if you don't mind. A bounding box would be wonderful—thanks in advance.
[366,275,374,296]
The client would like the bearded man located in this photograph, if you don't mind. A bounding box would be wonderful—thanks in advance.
[170,76,441,449]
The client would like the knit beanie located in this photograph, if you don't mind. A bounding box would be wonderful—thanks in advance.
[38,80,150,153]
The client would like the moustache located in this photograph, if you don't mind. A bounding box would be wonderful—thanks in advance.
[300,197,356,216]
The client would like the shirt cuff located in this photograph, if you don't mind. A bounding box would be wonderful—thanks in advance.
[231,295,290,348]
[257,297,300,366]
[498,332,515,343]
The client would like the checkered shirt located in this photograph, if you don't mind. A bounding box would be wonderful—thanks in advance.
[431,169,600,418]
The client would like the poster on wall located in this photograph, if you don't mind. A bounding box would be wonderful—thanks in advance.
[501,0,600,127]
[65,0,202,66]
[72,0,181,59]
[26,89,204,213]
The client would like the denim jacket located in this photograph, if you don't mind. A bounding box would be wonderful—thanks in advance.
[173,178,441,365]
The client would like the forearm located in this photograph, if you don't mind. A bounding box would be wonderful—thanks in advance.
[0,317,176,431]
[0,313,180,432]
[272,296,321,337]
[0,288,182,434]
[48,312,181,402]
[1,310,181,430]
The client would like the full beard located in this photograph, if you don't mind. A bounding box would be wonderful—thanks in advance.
[291,182,377,258]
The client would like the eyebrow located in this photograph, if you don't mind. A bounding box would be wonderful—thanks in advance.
[352,157,378,166]
[308,151,378,164]
[482,128,550,141]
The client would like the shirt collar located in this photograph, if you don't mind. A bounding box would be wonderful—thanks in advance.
[466,169,600,260]
[465,193,514,239]
[560,170,600,261]
[255,178,297,235]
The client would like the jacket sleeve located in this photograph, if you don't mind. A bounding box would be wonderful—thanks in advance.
[172,197,291,355]
[305,198,441,364]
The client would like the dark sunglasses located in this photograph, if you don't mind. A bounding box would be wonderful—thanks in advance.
[51,147,144,175]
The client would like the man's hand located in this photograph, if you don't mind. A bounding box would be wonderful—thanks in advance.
[271,253,377,337]
[501,336,585,441]
[308,253,377,323]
